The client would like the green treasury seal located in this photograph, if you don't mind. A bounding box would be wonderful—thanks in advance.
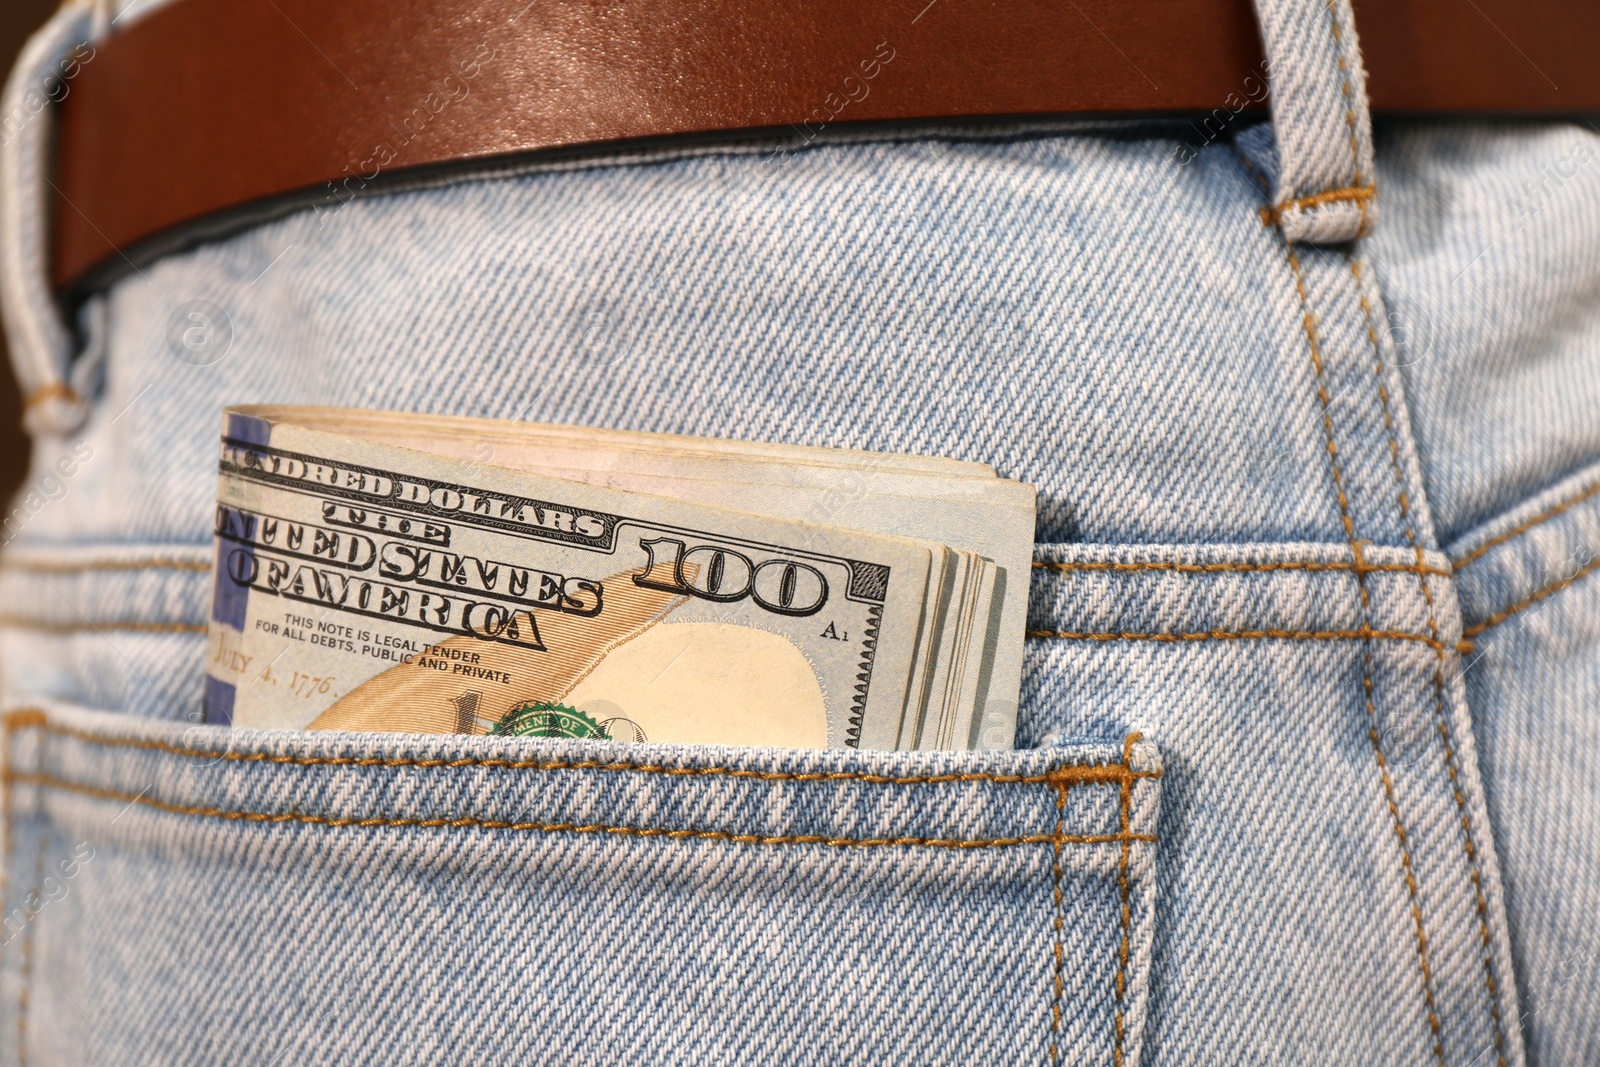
[491,701,612,740]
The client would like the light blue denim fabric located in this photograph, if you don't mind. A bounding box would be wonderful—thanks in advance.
[2,705,1163,1065]
[2,0,1598,1064]
[1252,0,1376,243]
[1367,125,1600,1067]
[1447,466,1600,1067]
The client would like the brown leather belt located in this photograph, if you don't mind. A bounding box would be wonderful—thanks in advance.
[51,0,1600,291]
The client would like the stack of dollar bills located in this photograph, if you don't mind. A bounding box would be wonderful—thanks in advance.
[203,406,1035,750]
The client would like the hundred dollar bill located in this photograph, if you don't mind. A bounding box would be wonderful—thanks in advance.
[309,406,1037,749]
[204,407,1034,750]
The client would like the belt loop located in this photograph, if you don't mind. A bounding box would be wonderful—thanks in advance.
[1252,0,1377,244]
[0,2,96,437]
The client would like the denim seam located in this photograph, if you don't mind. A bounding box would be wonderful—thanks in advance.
[0,717,15,1049]
[1351,250,1511,1067]
[3,557,1450,578]
[6,770,1158,850]
[1260,185,1377,228]
[0,558,210,574]
[11,716,1161,789]
[0,619,207,635]
[1027,627,1452,653]
[1461,556,1600,642]
[1451,476,1600,571]
[1285,242,1448,1064]
[1238,137,1275,205]
[1031,559,1450,577]
[0,713,1155,847]
[1048,773,1068,1065]
[19,383,82,415]
[1112,732,1139,1067]
[14,729,45,1067]
[1322,2,1369,228]
[4,714,1158,1062]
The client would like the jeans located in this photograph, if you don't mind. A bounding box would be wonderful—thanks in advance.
[1,0,1597,1063]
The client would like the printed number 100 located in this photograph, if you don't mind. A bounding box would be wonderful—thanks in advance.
[633,537,830,617]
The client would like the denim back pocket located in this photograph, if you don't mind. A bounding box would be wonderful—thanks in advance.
[0,703,1160,1067]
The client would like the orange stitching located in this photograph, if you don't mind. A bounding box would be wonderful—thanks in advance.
[1289,250,1357,546]
[1235,148,1289,229]
[1325,7,1367,201]
[1112,732,1140,1067]
[1351,252,1509,1067]
[1281,186,1377,214]
[1237,150,1273,201]
[1263,185,1377,226]
[20,383,82,412]
[14,715,1162,790]
[1461,555,1600,640]
[4,718,1163,1063]
[1232,106,1372,232]
[1048,765,1069,1064]
[1452,477,1600,571]
[0,558,209,574]
[4,770,1156,851]
[1288,245,1446,1066]
[1026,627,1449,654]
[0,618,207,635]
[1031,559,1451,578]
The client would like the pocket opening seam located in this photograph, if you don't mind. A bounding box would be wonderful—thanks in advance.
[6,714,1161,790]
[1,713,1157,851]
[1027,626,1450,653]
[5,768,1156,851]
[1031,559,1450,578]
